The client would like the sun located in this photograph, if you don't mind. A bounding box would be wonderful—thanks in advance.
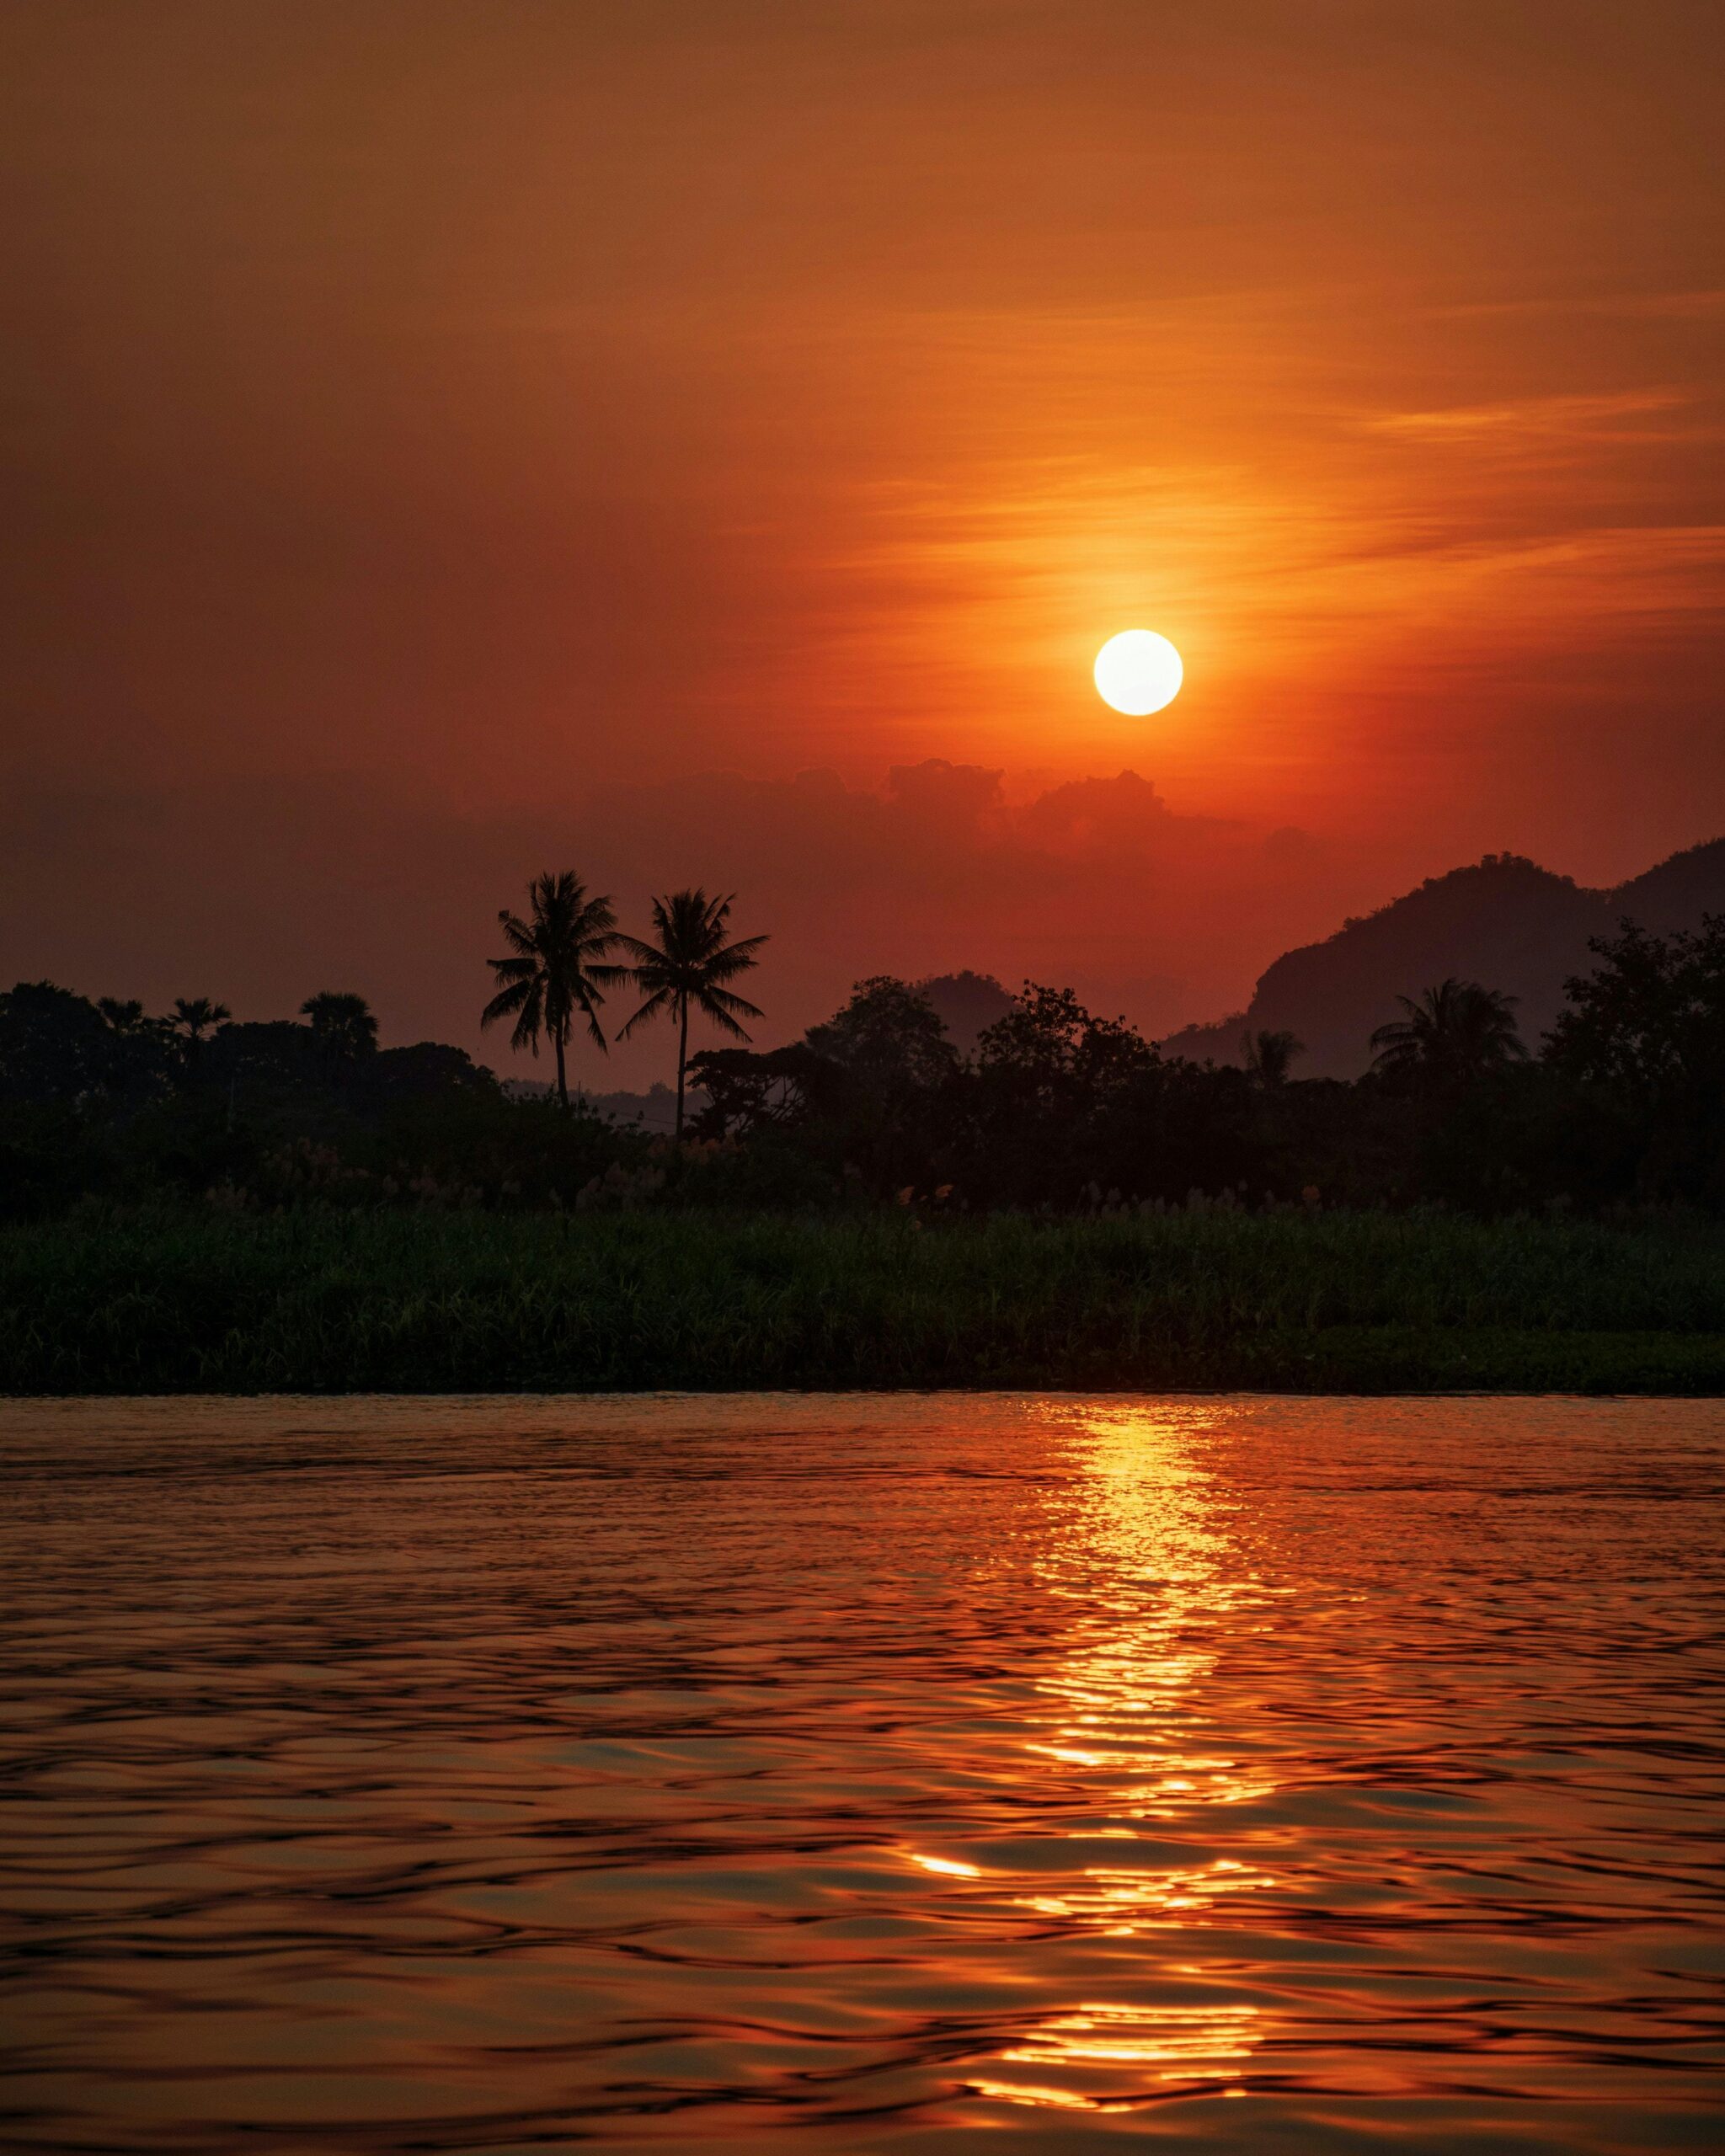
[1094,630,1183,716]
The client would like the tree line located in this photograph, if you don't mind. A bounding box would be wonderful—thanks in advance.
[1,870,1721,1219]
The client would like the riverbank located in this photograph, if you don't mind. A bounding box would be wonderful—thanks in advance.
[4,1204,1723,1395]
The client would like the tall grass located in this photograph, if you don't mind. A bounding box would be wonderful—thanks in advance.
[3,1204,1723,1395]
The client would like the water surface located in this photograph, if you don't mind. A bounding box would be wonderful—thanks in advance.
[2,1394,1722,2152]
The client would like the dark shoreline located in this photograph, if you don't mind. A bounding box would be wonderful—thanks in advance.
[5,1204,1723,1398]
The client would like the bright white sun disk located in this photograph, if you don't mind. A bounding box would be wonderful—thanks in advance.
[1094,630,1183,715]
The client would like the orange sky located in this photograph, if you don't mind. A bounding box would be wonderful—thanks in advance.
[2,2,1721,1073]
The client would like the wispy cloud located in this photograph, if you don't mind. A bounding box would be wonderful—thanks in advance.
[1362,390,1698,442]
[1428,289,1725,324]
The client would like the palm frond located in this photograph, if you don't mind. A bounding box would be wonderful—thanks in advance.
[480,979,534,1028]
[496,910,539,958]
[698,937,769,981]
[699,985,765,1022]
[617,987,674,1041]
[566,979,610,1054]
[508,979,547,1055]
[695,997,756,1041]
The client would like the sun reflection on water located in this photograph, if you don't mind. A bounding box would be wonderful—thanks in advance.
[1015,1854,1279,1930]
[975,1996,1264,2111]
[1003,1999,1263,2072]
[908,1406,1288,2112]
[1028,1404,1284,1821]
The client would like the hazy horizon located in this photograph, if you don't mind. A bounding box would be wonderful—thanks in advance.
[3,2,1721,1083]
[4,755,1717,1084]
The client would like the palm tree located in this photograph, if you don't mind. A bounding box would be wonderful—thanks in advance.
[1242,1027,1304,1086]
[1370,978,1526,1087]
[98,996,151,1035]
[482,871,624,1109]
[300,991,379,1064]
[170,996,230,1056]
[616,889,768,1138]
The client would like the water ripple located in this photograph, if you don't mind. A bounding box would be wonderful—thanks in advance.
[2,1393,1722,2151]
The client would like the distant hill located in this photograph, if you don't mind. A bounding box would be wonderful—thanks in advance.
[916,969,1016,1056]
[1612,835,1725,933]
[502,1078,692,1131]
[1162,837,1725,1078]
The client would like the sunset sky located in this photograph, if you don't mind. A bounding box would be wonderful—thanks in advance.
[3,2,1721,1077]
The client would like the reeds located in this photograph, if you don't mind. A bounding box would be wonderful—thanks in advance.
[3,1204,1722,1395]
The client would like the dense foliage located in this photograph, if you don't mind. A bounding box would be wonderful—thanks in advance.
[5,1205,1723,1395]
[3,915,1723,1224]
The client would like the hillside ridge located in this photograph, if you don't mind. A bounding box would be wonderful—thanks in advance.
[1162,836,1725,1077]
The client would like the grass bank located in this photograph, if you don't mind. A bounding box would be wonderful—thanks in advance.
[3,1204,1723,1395]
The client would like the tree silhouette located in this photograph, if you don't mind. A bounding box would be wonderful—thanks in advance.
[1370,978,1525,1088]
[1242,1027,1304,1086]
[806,976,958,1095]
[1546,916,1725,1200]
[170,996,230,1060]
[804,977,959,1197]
[483,872,623,1110]
[2,982,131,1101]
[300,991,379,1068]
[977,984,1154,1108]
[617,889,767,1139]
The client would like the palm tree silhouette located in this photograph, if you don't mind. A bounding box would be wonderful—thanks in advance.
[300,992,379,1063]
[616,889,767,1139]
[1242,1027,1304,1086]
[483,871,624,1109]
[170,996,230,1056]
[98,997,152,1036]
[1370,978,1525,1087]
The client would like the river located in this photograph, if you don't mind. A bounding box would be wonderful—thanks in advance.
[3,1395,1721,2150]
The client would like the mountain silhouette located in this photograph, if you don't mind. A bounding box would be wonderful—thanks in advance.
[1611,835,1725,933]
[916,970,1016,1056]
[1162,837,1725,1077]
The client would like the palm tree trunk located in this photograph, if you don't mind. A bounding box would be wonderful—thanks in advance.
[553,1025,569,1112]
[676,997,688,1140]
